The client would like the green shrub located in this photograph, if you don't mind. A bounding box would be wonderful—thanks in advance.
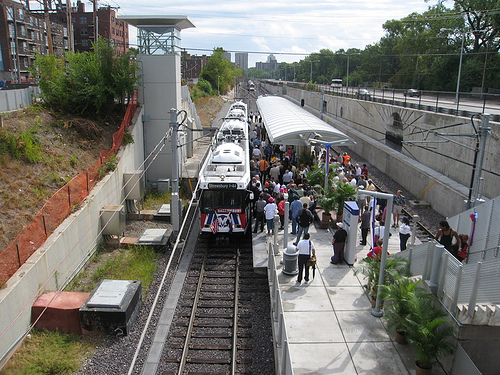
[197,79,213,94]
[0,127,43,163]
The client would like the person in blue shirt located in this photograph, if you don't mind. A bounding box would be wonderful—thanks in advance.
[289,196,303,235]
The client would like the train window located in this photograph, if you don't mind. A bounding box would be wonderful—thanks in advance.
[200,191,215,213]
[224,193,241,206]
[200,190,245,213]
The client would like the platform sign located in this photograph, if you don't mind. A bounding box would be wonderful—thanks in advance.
[343,201,359,266]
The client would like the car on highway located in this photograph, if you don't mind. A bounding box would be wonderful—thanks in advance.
[404,88,420,97]
[355,88,371,100]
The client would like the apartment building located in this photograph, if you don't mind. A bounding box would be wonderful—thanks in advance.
[181,51,208,81]
[0,0,68,81]
[55,1,129,55]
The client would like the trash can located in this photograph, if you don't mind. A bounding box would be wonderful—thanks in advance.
[282,245,298,275]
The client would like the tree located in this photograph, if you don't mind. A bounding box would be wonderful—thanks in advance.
[199,47,242,95]
[34,38,139,117]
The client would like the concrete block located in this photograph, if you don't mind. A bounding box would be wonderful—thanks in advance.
[32,291,90,334]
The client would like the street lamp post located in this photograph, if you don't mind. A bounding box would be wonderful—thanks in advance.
[217,75,220,95]
[310,60,319,82]
[455,33,465,107]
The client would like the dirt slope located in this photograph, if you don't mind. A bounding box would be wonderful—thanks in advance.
[0,108,118,251]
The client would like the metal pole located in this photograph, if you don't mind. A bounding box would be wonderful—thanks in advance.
[468,261,482,318]
[170,109,180,234]
[324,143,330,192]
[429,244,445,287]
[470,114,490,206]
[357,190,394,317]
[310,61,313,82]
[320,87,325,120]
[346,54,350,91]
[284,201,289,245]
[455,32,465,107]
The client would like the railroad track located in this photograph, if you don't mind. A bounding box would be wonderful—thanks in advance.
[160,232,270,375]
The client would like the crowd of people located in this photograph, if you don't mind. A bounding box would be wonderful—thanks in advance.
[246,111,469,283]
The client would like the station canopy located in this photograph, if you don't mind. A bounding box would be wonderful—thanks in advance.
[256,96,354,147]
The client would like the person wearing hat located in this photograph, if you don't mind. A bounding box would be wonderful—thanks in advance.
[398,216,411,251]
[331,222,348,264]
[263,197,277,235]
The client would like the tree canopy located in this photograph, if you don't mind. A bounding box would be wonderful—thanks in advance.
[198,47,242,95]
[246,0,500,91]
[34,38,139,117]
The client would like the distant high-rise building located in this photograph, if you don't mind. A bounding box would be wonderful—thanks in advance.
[255,54,278,70]
[224,52,231,62]
[235,52,248,71]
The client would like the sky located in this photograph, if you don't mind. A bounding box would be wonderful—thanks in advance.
[85,0,444,67]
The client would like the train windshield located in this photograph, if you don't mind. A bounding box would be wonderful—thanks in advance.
[200,190,246,213]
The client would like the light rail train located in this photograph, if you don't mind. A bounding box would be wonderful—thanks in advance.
[198,100,252,233]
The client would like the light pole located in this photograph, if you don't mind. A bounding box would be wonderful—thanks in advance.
[455,33,465,106]
[310,60,319,82]
[217,75,220,95]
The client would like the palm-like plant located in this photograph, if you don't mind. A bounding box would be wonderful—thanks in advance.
[354,256,410,301]
[404,294,456,370]
[332,182,358,216]
[379,275,427,334]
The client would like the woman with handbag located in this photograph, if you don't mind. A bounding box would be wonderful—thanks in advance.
[295,233,316,284]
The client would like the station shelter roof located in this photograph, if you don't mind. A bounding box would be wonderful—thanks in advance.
[256,96,354,147]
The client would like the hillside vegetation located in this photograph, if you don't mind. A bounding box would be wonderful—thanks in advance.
[0,106,119,251]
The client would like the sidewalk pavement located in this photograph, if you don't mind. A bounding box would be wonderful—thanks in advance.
[254,221,447,375]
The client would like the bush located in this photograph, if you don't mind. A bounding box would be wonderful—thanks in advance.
[0,127,43,163]
[197,79,213,94]
[33,38,139,117]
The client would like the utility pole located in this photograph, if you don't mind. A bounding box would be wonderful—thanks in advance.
[92,0,98,43]
[170,109,181,235]
[66,0,73,51]
[43,0,54,55]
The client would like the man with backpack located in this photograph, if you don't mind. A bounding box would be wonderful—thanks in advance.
[289,196,303,235]
[293,203,314,245]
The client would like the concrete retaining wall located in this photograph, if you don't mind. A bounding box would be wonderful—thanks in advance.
[264,83,499,217]
[0,107,145,364]
[0,87,40,112]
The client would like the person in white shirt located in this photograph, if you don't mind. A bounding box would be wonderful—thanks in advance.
[264,197,277,235]
[295,233,316,284]
[398,217,411,251]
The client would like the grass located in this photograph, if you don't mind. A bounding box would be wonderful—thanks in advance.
[65,243,160,295]
[3,243,161,374]
[0,329,96,375]
[143,191,172,210]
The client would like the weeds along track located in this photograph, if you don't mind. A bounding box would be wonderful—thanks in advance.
[159,232,273,375]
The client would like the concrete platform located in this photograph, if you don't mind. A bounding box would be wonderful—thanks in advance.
[252,220,447,374]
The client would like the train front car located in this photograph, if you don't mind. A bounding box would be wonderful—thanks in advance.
[198,102,251,234]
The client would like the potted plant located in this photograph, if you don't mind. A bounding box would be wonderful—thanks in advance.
[379,275,426,345]
[317,186,337,228]
[330,182,358,222]
[305,164,338,188]
[354,256,410,308]
[354,256,381,306]
[403,295,456,374]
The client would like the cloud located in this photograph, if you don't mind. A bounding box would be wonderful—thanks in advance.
[116,0,441,67]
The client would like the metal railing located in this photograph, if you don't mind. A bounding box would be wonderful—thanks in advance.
[273,80,500,121]
[397,240,500,317]
[268,242,294,375]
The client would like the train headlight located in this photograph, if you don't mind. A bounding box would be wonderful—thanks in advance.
[220,174,226,181]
